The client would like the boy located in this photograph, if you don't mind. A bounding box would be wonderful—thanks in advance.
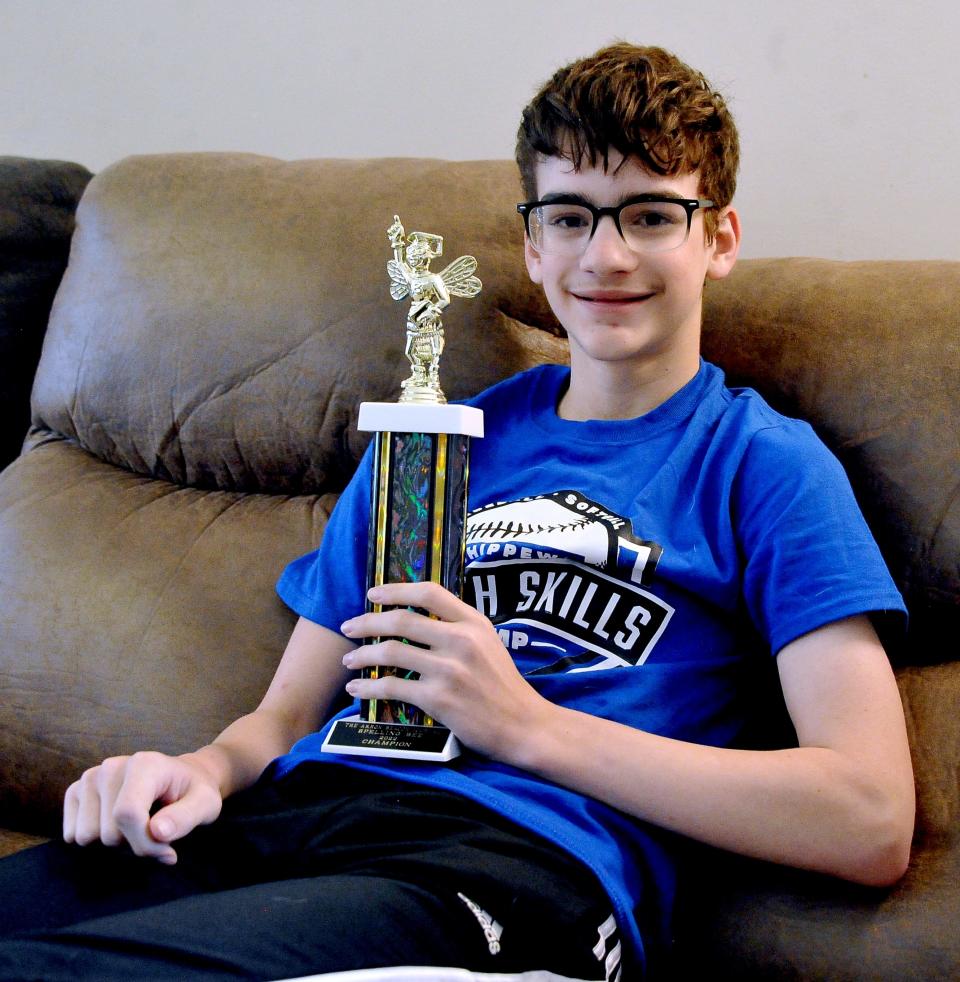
[0,43,913,981]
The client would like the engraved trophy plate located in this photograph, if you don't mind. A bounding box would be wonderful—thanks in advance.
[322,216,483,761]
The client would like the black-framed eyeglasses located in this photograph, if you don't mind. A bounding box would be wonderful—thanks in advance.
[517,195,715,256]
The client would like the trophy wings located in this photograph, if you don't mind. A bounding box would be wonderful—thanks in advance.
[439,255,482,298]
[386,259,410,301]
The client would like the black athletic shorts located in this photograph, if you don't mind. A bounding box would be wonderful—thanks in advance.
[0,764,628,980]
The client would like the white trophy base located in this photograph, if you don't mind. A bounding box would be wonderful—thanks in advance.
[358,401,484,437]
[321,714,461,762]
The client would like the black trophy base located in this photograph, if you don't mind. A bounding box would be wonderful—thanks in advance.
[321,715,461,761]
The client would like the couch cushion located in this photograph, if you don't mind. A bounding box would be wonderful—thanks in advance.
[0,438,338,832]
[671,835,960,980]
[0,828,47,859]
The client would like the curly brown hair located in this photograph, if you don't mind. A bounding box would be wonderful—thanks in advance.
[515,43,739,240]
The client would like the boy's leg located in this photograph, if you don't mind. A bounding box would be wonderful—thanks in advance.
[0,766,626,979]
[0,855,618,982]
[0,836,220,938]
[210,764,625,978]
[0,873,493,981]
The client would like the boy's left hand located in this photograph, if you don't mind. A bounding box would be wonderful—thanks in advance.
[339,581,550,760]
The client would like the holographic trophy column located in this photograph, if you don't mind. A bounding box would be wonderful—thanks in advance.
[322,216,482,761]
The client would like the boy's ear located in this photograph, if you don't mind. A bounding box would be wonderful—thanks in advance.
[706,206,741,282]
[524,234,544,285]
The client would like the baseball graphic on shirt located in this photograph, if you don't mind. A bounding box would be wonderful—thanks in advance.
[463,491,671,673]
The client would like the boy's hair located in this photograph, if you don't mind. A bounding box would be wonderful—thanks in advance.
[516,43,739,239]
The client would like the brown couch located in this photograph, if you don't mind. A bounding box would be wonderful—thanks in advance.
[0,153,957,979]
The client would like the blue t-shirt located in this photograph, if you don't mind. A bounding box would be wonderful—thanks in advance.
[274,361,906,973]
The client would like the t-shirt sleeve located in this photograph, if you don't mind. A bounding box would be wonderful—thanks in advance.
[275,445,374,634]
[732,421,907,655]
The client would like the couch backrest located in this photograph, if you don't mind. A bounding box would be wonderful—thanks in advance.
[701,259,959,659]
[0,154,956,838]
[700,259,960,842]
[30,153,564,494]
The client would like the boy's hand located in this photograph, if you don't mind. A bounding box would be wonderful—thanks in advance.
[340,581,552,761]
[63,751,223,864]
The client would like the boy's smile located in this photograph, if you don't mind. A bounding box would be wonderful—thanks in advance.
[524,152,739,419]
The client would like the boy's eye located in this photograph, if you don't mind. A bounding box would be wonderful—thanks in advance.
[622,202,685,232]
[538,205,592,233]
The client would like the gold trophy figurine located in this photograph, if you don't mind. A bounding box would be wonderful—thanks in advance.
[387,215,482,404]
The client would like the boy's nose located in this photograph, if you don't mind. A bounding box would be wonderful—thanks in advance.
[579,214,639,273]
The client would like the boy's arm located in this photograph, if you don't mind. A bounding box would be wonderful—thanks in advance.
[343,584,915,887]
[63,616,354,863]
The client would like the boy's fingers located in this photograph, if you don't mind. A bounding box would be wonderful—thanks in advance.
[74,796,102,846]
[149,784,223,846]
[344,639,434,675]
[62,782,80,843]
[71,770,108,846]
[367,581,469,621]
[97,762,127,847]
[343,602,475,648]
[111,753,188,859]
[347,673,419,705]
[62,753,221,863]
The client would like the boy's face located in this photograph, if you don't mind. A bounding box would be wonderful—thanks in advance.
[524,152,739,378]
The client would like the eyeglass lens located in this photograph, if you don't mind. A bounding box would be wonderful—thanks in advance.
[529,201,692,255]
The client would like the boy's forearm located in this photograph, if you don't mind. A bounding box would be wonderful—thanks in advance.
[510,701,910,885]
[492,617,915,887]
[185,617,355,800]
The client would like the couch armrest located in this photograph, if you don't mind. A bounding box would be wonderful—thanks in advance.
[0,157,92,471]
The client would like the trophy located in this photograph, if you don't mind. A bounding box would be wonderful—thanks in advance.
[322,215,483,761]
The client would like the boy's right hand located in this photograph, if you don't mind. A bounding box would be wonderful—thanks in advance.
[62,751,223,865]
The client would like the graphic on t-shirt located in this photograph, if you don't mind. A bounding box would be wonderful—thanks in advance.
[465,491,672,673]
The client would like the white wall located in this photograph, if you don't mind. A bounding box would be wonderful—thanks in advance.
[2,0,958,259]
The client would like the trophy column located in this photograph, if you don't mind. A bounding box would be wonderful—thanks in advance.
[321,401,483,761]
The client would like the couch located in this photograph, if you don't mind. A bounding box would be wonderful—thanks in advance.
[0,153,956,979]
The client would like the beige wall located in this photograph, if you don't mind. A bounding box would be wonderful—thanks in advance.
[2,0,957,260]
